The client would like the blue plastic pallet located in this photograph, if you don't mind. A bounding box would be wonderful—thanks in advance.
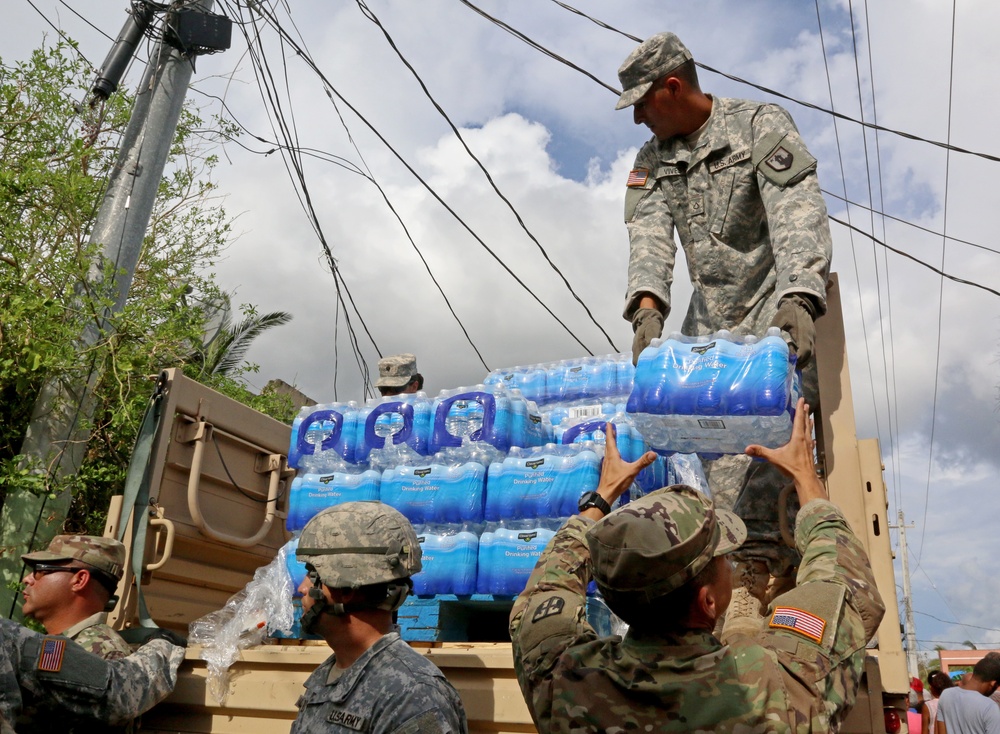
[398,594,613,642]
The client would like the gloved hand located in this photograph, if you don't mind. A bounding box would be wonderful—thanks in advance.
[119,626,188,648]
[631,307,664,365]
[770,294,817,366]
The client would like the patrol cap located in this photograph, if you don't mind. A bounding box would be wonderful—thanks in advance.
[374,353,418,388]
[586,485,745,605]
[615,32,693,110]
[297,501,422,589]
[22,535,126,582]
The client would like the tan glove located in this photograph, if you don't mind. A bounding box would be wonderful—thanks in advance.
[771,295,817,366]
[631,308,664,365]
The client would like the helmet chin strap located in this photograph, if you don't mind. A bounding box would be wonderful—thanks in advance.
[299,571,413,634]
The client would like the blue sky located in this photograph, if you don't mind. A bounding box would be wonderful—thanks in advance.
[5,0,1000,664]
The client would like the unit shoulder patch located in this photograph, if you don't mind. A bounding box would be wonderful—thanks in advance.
[531,596,565,623]
[752,130,816,187]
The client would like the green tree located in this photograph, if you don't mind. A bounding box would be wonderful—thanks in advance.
[0,41,294,553]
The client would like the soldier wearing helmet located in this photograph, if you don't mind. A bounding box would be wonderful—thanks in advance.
[21,535,130,662]
[510,400,885,733]
[291,501,468,734]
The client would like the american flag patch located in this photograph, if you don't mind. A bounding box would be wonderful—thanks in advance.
[38,637,66,672]
[769,606,826,644]
[626,169,649,187]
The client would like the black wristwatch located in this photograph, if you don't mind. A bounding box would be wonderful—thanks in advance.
[578,491,612,516]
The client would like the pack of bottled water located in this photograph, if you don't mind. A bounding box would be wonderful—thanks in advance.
[286,469,382,532]
[484,444,603,521]
[380,461,487,524]
[627,328,800,456]
[428,386,551,454]
[288,402,361,471]
[476,520,559,596]
[412,523,480,596]
[484,353,634,406]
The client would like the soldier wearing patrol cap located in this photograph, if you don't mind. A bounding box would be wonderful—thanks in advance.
[291,501,468,734]
[616,31,834,594]
[21,536,130,662]
[0,617,184,733]
[510,399,885,733]
[374,353,424,397]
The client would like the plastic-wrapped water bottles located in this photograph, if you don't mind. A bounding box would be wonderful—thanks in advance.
[288,402,359,471]
[428,386,549,454]
[476,521,557,596]
[627,329,799,455]
[484,445,602,521]
[354,395,432,463]
[484,353,633,406]
[286,470,381,532]
[411,524,479,596]
[283,536,308,597]
[380,462,486,524]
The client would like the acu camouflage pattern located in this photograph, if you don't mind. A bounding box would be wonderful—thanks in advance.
[291,632,468,734]
[586,486,746,606]
[509,499,885,733]
[623,96,831,572]
[297,502,421,590]
[374,353,418,388]
[0,619,183,731]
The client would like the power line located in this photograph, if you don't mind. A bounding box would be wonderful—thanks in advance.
[244,0,601,357]
[828,216,1000,298]
[357,0,619,353]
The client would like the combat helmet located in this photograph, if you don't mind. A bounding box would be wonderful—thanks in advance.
[296,502,421,621]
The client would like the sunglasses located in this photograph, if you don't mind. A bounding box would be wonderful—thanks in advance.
[28,564,88,578]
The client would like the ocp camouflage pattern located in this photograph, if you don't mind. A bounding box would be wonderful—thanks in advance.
[291,631,468,734]
[509,499,884,733]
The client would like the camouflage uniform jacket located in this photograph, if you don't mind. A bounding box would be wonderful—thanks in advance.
[0,619,183,731]
[64,612,131,661]
[18,613,133,734]
[291,631,468,734]
[623,95,832,336]
[509,499,885,733]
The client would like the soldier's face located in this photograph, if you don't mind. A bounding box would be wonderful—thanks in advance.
[633,79,683,141]
[22,563,80,621]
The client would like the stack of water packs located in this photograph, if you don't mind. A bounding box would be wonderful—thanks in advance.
[282,339,798,620]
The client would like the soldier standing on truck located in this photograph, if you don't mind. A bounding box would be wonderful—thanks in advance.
[509,399,885,732]
[615,31,833,608]
[291,501,468,734]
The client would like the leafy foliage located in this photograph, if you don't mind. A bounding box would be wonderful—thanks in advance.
[0,42,293,535]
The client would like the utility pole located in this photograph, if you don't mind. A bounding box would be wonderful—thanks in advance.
[0,0,228,617]
[895,510,919,681]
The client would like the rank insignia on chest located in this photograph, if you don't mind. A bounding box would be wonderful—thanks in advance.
[769,606,826,644]
[531,596,565,623]
[327,708,368,731]
[38,637,66,672]
[765,146,794,172]
[626,169,649,187]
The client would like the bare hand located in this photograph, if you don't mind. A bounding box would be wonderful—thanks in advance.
[596,422,658,504]
[745,398,827,504]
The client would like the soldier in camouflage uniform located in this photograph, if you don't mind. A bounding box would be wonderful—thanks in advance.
[617,32,834,582]
[0,618,184,733]
[510,400,885,733]
[291,501,468,734]
[21,535,131,661]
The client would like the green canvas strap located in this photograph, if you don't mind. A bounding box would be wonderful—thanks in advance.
[116,371,168,629]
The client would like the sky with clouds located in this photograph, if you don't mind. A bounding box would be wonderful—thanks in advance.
[6,0,1000,661]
